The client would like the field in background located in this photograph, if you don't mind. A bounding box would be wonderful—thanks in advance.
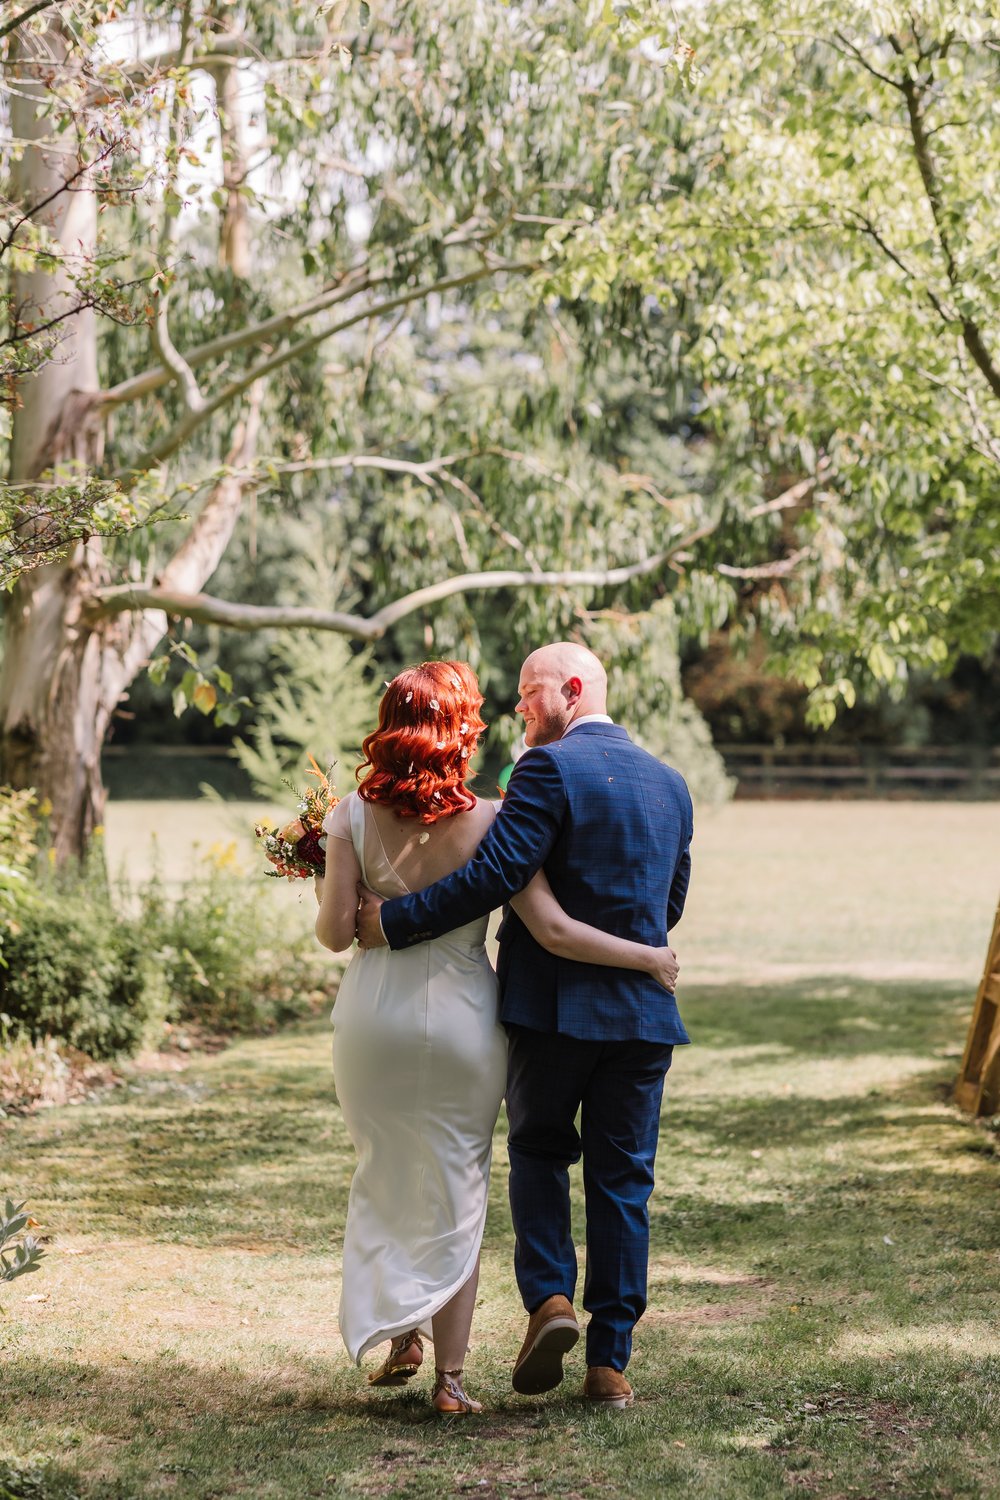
[104,798,1000,979]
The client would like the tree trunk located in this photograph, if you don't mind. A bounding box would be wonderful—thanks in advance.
[217,59,252,279]
[0,18,111,859]
[0,17,260,861]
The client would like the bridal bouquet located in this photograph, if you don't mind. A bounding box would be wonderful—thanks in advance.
[253,757,338,880]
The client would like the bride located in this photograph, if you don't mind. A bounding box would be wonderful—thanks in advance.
[314,661,678,1415]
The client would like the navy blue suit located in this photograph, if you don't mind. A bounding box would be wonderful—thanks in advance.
[381,722,693,1369]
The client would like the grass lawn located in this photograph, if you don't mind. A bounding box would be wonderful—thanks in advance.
[2,802,999,1499]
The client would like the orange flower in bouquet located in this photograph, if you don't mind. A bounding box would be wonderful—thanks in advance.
[254,756,338,880]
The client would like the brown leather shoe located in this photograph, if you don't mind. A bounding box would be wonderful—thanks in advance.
[582,1366,634,1408]
[511,1294,580,1394]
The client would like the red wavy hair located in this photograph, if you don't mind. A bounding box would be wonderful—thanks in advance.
[356,660,486,824]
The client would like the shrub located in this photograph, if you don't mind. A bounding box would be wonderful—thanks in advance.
[0,787,40,971]
[634,697,736,808]
[0,878,170,1060]
[0,790,331,1059]
[135,844,330,1035]
[0,802,168,1061]
[233,630,370,801]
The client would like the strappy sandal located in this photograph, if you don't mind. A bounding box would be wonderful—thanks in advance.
[368,1330,424,1387]
[432,1367,483,1415]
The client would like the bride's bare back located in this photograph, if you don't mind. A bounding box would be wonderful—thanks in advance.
[325,792,496,899]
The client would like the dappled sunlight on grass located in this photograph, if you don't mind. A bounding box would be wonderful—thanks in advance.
[4,899,1000,1493]
[8,991,987,1493]
[680,1046,945,1099]
[832,1322,1000,1360]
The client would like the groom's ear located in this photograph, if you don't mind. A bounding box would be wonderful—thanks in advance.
[563,676,583,705]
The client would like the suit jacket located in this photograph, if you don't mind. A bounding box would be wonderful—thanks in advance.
[380,723,693,1044]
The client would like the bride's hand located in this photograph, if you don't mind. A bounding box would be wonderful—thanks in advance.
[648,945,679,993]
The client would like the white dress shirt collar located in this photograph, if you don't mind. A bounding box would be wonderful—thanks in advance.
[563,713,615,735]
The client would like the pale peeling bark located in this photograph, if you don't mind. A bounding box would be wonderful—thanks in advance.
[0,17,261,861]
[0,19,110,859]
[216,51,252,279]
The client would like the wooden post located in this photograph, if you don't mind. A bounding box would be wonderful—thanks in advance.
[955,895,1000,1116]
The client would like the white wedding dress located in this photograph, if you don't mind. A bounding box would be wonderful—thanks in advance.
[323,793,507,1366]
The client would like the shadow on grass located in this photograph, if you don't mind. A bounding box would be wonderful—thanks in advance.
[3,974,999,1499]
[0,1351,623,1500]
[3,1341,998,1500]
[4,982,989,1259]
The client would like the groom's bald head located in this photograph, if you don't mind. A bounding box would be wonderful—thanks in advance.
[516,642,608,746]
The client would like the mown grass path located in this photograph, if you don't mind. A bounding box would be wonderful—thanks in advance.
[3,802,1000,1498]
[3,978,999,1499]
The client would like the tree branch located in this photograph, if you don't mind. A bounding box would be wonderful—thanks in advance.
[746,476,820,517]
[846,210,955,327]
[0,277,147,353]
[85,544,697,640]
[147,0,206,415]
[718,547,810,579]
[114,29,412,85]
[830,30,904,90]
[0,139,120,260]
[100,267,375,409]
[97,385,265,720]
[900,60,1000,400]
[100,215,511,414]
[0,0,60,43]
[121,259,536,475]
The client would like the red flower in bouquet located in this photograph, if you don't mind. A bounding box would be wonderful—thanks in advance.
[254,756,338,880]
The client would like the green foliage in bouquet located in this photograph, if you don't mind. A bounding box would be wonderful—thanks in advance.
[0,1196,45,1285]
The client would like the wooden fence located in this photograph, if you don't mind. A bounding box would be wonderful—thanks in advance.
[101,742,1000,800]
[717,744,1000,799]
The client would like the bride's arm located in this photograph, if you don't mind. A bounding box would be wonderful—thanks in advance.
[315,828,362,953]
[509,869,679,993]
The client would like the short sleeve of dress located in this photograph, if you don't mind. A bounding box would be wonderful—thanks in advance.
[322,794,355,842]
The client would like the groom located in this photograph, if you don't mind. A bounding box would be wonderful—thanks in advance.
[356,642,693,1408]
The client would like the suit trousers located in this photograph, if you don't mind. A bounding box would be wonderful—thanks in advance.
[505,1025,673,1371]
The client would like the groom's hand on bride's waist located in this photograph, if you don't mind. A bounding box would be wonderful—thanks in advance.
[356,884,388,948]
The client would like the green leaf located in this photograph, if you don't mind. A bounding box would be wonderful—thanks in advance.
[867,643,896,684]
[147,655,170,686]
